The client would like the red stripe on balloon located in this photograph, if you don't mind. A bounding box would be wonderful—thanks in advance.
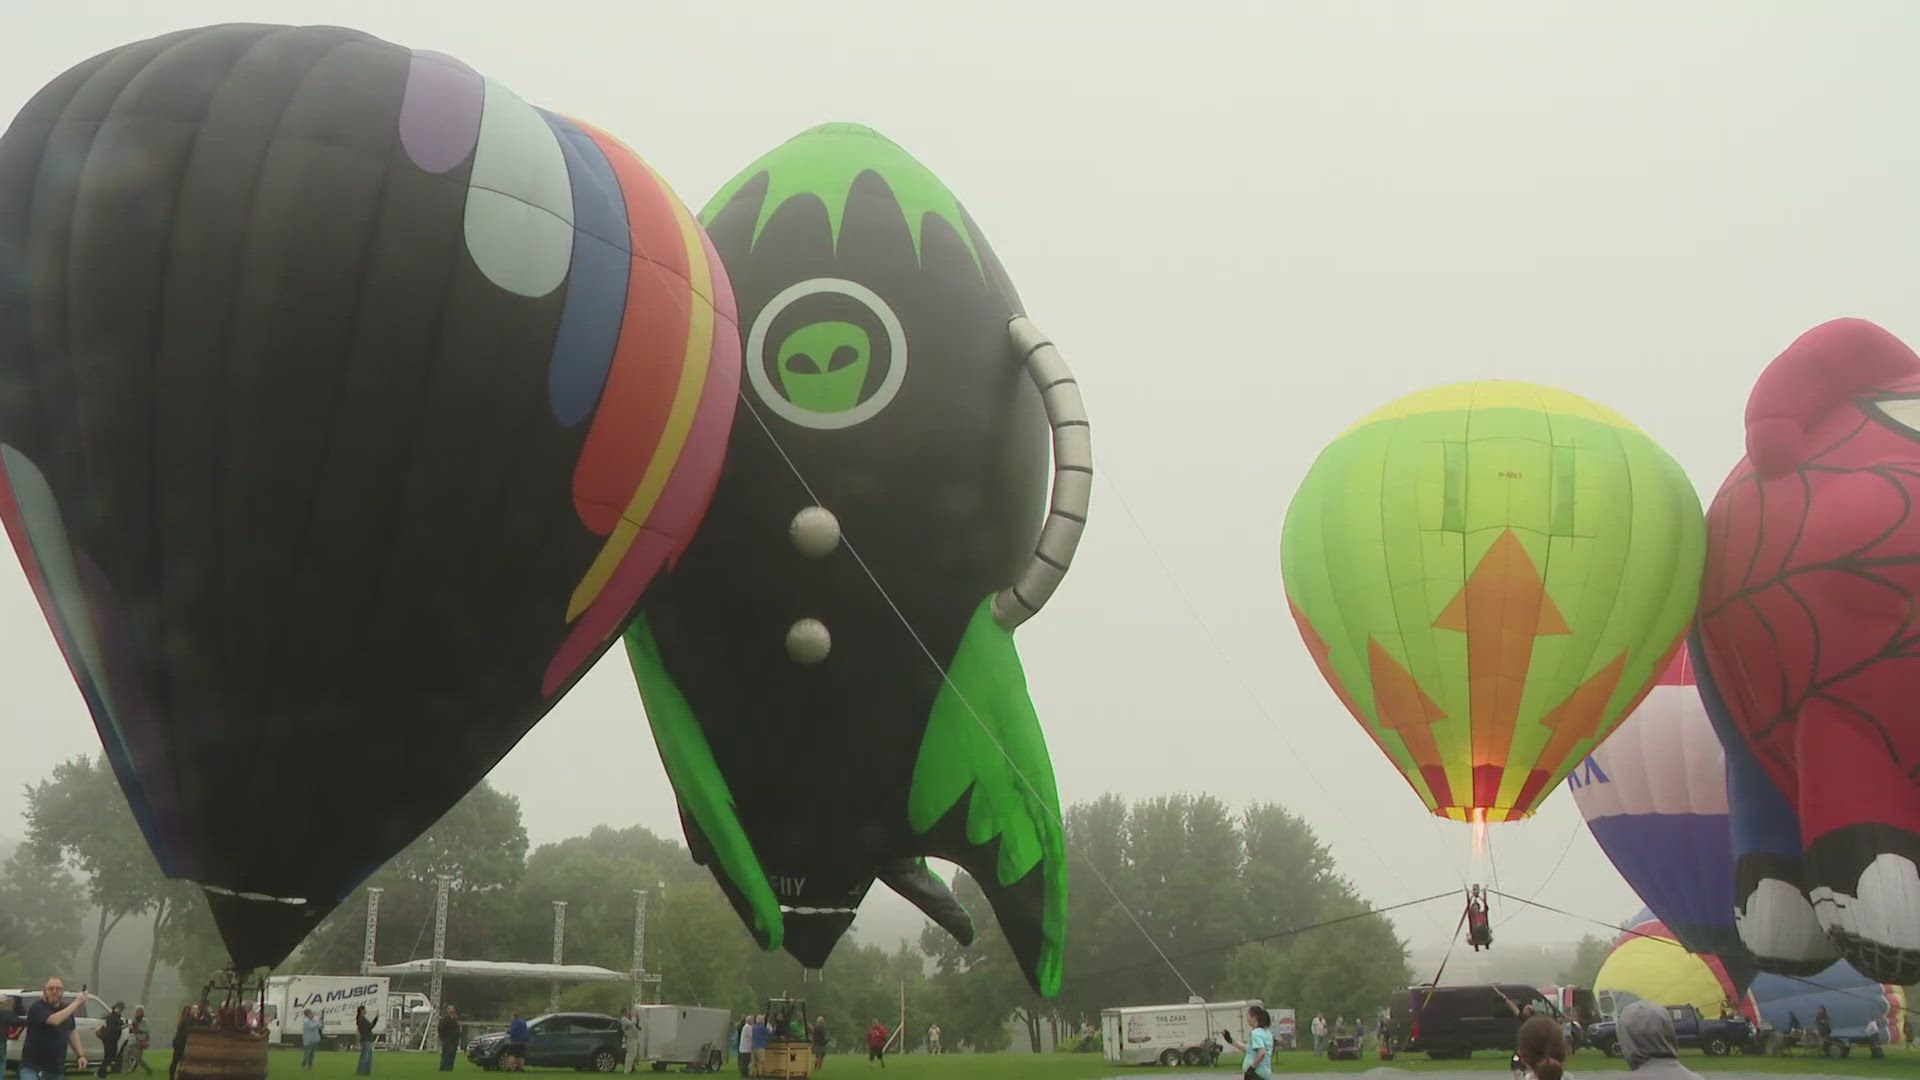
[569,126,696,536]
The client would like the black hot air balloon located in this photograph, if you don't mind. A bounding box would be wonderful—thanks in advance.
[0,23,738,972]
[625,124,1091,997]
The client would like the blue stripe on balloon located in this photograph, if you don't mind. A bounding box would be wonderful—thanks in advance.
[540,110,631,428]
[1589,812,1739,955]
[1690,625,1805,860]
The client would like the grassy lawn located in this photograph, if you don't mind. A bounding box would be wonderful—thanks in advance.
[148,1045,1919,1078]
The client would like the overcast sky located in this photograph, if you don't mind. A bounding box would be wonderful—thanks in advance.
[5,1,1916,978]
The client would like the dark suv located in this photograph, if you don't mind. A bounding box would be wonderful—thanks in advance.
[467,1012,625,1072]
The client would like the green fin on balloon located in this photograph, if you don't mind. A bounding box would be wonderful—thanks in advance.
[908,596,1066,998]
[625,617,783,951]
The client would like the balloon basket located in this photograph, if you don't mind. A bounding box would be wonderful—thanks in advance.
[751,1041,814,1078]
[176,1028,268,1080]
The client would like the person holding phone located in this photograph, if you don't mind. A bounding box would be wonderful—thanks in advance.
[1217,1005,1272,1080]
[21,979,88,1080]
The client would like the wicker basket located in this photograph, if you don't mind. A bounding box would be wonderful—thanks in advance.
[175,1028,268,1080]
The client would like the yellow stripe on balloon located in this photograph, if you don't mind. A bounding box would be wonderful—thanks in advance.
[1342,380,1640,436]
[565,154,717,621]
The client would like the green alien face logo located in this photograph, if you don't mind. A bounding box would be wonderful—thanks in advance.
[746,278,907,431]
[776,321,871,413]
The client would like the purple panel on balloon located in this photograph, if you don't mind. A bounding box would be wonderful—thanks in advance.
[399,50,483,174]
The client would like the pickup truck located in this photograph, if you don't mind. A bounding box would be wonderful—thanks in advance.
[1588,1005,1753,1058]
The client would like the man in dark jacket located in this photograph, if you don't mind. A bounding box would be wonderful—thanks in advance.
[98,1003,126,1076]
[437,1007,460,1072]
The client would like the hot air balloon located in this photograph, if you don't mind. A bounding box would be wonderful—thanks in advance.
[1593,909,1748,1025]
[1694,318,1920,986]
[625,124,1088,997]
[0,24,737,974]
[1692,625,1839,976]
[1749,960,1908,1045]
[1282,382,1705,835]
[1568,647,1749,960]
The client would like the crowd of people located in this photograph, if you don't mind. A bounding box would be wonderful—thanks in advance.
[0,981,154,1080]
[729,1011,902,1074]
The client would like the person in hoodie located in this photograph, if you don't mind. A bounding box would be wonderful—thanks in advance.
[1615,1001,1702,1079]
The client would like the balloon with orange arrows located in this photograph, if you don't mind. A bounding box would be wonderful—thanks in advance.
[1282,382,1705,842]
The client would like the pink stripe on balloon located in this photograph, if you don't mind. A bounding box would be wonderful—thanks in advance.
[539,226,741,696]
[1657,642,1693,686]
[399,51,483,174]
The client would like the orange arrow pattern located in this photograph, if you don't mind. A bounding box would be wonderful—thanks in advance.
[1367,639,1453,809]
[1432,528,1569,811]
[1512,652,1630,812]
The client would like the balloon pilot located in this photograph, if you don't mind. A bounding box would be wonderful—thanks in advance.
[1465,885,1493,951]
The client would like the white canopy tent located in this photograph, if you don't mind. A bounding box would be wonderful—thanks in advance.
[367,960,628,982]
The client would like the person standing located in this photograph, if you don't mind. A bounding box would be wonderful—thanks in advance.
[21,978,89,1080]
[1513,1015,1569,1080]
[353,1005,378,1076]
[437,1006,461,1072]
[1615,1000,1703,1078]
[1310,1012,1327,1055]
[925,1024,940,1055]
[505,1013,530,1072]
[167,1006,193,1080]
[810,1015,828,1072]
[620,1008,641,1074]
[751,1015,769,1061]
[1218,1005,1273,1080]
[123,1008,150,1076]
[735,1016,753,1078]
[299,1010,323,1071]
[0,995,23,1074]
[864,1019,886,1067]
[97,1003,125,1076]
[1865,1017,1882,1059]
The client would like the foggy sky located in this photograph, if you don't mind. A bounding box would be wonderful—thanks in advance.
[4,1,1914,976]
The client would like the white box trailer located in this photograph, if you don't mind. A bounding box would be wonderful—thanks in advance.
[263,975,391,1048]
[1101,998,1264,1067]
[635,1005,732,1070]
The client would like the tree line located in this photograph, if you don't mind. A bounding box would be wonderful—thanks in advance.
[0,757,1413,1050]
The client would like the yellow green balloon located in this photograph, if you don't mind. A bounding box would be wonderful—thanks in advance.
[1282,381,1704,822]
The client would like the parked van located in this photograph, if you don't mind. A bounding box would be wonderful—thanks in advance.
[1388,983,1559,1060]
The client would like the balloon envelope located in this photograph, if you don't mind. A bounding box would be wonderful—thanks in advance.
[626,124,1070,997]
[1695,318,1920,985]
[1748,960,1908,1041]
[1594,910,1745,1020]
[1569,648,1747,959]
[1692,625,1839,977]
[0,24,737,968]
[1283,381,1705,823]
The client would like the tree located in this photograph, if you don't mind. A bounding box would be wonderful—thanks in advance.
[290,781,528,1014]
[920,873,1030,1051]
[1223,897,1412,1021]
[0,849,86,985]
[24,755,169,991]
[154,886,230,998]
[929,793,1412,1040]
[1558,933,1612,987]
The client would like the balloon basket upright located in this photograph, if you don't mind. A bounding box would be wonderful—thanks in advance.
[177,971,269,1080]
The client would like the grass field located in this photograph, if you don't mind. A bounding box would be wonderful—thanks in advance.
[158,1044,1919,1078]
